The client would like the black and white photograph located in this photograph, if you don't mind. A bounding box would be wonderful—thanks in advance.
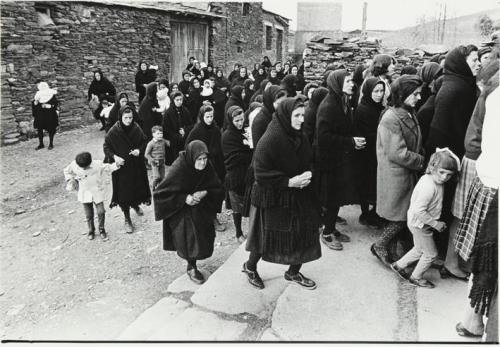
[0,0,499,343]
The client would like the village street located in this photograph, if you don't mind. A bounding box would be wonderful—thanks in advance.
[0,124,240,340]
[0,125,477,342]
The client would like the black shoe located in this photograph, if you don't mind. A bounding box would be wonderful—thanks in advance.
[335,231,351,242]
[284,272,317,290]
[321,232,343,250]
[359,213,370,226]
[390,262,410,280]
[87,231,95,240]
[336,216,347,225]
[36,144,44,150]
[455,322,482,337]
[99,230,108,241]
[440,266,469,282]
[48,144,54,150]
[370,244,390,266]
[242,262,264,289]
[187,268,205,284]
[408,276,435,288]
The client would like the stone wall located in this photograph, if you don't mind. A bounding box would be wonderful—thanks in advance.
[1,1,176,144]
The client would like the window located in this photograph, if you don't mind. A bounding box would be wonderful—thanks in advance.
[265,25,272,50]
[35,5,54,26]
[237,46,243,53]
[242,3,250,16]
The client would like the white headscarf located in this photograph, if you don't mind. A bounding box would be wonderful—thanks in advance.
[34,82,57,103]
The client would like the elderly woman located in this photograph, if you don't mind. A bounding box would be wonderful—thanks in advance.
[104,106,151,232]
[154,140,224,284]
[32,81,59,150]
[315,70,362,251]
[370,75,425,265]
[243,97,321,290]
[415,62,443,111]
[135,61,158,103]
[88,69,116,130]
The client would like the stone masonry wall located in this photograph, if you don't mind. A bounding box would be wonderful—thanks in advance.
[0,1,176,145]
[262,10,289,65]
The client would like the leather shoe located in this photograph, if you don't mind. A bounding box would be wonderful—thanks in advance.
[321,232,343,250]
[390,262,410,280]
[409,276,435,288]
[187,268,205,285]
[242,262,264,289]
[335,232,351,242]
[87,231,95,240]
[440,266,469,282]
[284,272,317,290]
[455,322,482,337]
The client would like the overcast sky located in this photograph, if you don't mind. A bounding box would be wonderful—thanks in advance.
[262,0,500,31]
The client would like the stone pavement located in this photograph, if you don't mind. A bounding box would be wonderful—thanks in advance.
[117,205,481,342]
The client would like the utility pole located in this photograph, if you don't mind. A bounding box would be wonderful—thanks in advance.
[361,2,367,39]
[437,3,442,43]
[441,3,447,43]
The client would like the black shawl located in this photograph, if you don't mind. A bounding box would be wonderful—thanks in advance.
[214,71,230,92]
[211,87,228,128]
[162,103,193,165]
[186,109,226,183]
[135,66,157,101]
[416,62,442,110]
[106,92,139,132]
[224,85,245,128]
[243,79,255,110]
[153,140,224,257]
[251,85,281,147]
[187,81,202,121]
[103,108,151,208]
[416,76,443,146]
[250,79,269,103]
[88,72,116,101]
[303,87,328,144]
[253,69,268,90]
[138,82,161,141]
[222,106,252,195]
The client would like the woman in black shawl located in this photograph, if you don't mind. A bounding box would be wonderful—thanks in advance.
[416,76,443,146]
[162,91,193,165]
[261,56,272,70]
[88,69,116,130]
[251,86,285,146]
[214,68,230,94]
[268,68,280,85]
[153,140,225,284]
[353,78,386,228]
[243,97,321,290]
[207,77,228,129]
[138,82,162,142]
[351,64,365,111]
[315,70,361,251]
[228,63,242,83]
[243,79,255,110]
[253,65,268,90]
[178,71,192,97]
[186,105,226,185]
[224,85,245,128]
[280,74,299,97]
[135,61,158,103]
[231,67,250,88]
[106,92,139,132]
[416,62,443,111]
[104,106,151,233]
[302,87,328,145]
[223,106,253,243]
[186,78,203,122]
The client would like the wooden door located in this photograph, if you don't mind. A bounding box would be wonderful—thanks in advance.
[170,21,208,83]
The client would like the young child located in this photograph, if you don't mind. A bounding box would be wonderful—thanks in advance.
[145,125,170,190]
[390,148,460,288]
[99,96,114,121]
[155,79,170,115]
[63,152,120,241]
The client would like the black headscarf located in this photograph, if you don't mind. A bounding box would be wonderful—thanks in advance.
[303,87,329,144]
[326,69,351,114]
[280,75,298,97]
[119,105,135,134]
[444,46,476,87]
[401,65,418,75]
[360,78,386,108]
[185,140,209,168]
[274,97,304,149]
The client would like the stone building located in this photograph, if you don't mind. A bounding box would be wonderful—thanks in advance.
[294,2,343,55]
[0,1,289,145]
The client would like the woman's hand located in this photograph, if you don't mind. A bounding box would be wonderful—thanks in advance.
[113,155,125,166]
[353,137,366,150]
[288,171,312,189]
[179,128,185,137]
[185,194,200,206]
[129,149,140,157]
[193,190,207,201]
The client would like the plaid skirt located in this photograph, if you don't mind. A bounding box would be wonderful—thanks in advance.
[452,157,477,219]
[454,176,497,261]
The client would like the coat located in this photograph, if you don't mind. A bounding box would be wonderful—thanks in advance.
[32,95,59,131]
[103,120,151,208]
[314,70,359,208]
[162,104,193,165]
[153,141,224,260]
[376,107,425,221]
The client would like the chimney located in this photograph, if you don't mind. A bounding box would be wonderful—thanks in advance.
[362,2,368,39]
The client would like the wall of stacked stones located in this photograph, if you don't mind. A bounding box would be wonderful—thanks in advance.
[0,1,175,145]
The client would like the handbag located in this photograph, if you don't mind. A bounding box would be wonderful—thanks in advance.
[89,94,100,111]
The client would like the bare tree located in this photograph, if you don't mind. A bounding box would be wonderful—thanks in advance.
[478,14,494,38]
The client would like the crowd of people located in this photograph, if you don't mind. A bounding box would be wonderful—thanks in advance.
[45,42,498,340]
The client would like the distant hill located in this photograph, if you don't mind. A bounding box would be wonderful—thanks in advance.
[377,7,500,49]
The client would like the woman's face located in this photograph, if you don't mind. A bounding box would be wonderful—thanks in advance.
[291,106,305,130]
[159,83,167,90]
[203,111,214,125]
[217,70,223,77]
[207,66,213,72]
[342,75,354,95]
[275,63,282,71]
[203,80,211,89]
[254,63,260,70]
[183,74,191,81]
[371,83,385,103]
[284,64,290,71]
[94,72,101,81]
[270,70,277,78]
[195,62,201,69]
[403,87,422,108]
[480,52,491,65]
[234,65,240,71]
[232,114,245,130]
[174,96,183,107]
[194,153,208,171]
[140,63,147,71]
[258,67,264,75]
[239,68,247,78]
[386,63,395,77]
[119,97,128,107]
[122,111,133,126]
[466,51,481,76]
[193,79,200,89]
[171,84,179,93]
[291,66,298,75]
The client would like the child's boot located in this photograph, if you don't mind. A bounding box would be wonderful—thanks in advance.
[86,218,95,240]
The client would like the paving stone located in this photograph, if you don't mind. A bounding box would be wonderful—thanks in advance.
[191,243,289,318]
[147,307,247,341]
[167,269,211,294]
[118,297,189,340]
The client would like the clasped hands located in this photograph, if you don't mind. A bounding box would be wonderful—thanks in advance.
[185,190,208,206]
